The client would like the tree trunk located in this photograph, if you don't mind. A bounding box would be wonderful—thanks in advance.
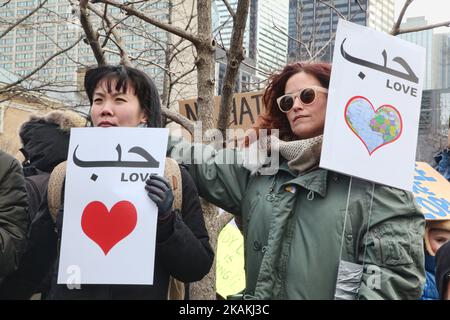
[161,1,173,110]
[189,0,217,300]
[217,0,250,136]
[195,0,216,133]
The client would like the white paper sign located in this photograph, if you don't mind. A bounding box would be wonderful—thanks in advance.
[57,128,169,285]
[320,20,425,191]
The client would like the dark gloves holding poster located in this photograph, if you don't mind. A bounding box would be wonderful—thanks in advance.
[145,174,174,221]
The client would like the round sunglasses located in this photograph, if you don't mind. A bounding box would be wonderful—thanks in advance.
[276,86,328,113]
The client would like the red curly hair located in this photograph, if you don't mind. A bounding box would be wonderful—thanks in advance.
[252,62,332,142]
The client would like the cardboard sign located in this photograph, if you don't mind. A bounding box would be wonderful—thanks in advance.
[413,162,450,220]
[58,128,168,285]
[216,222,245,298]
[320,20,425,191]
[178,90,264,130]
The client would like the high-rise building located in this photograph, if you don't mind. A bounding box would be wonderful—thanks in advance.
[213,0,256,95]
[0,0,196,107]
[397,17,434,90]
[213,0,289,83]
[288,0,395,62]
[432,33,450,90]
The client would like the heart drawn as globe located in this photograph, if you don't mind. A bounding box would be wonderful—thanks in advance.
[344,96,403,155]
[81,200,137,255]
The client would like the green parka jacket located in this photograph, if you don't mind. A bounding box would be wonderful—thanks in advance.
[0,150,28,280]
[170,140,425,300]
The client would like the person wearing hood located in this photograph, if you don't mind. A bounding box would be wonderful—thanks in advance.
[421,219,450,299]
[0,149,28,285]
[0,110,86,299]
[18,111,87,176]
[436,240,450,299]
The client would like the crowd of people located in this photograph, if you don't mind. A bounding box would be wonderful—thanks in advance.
[0,62,449,300]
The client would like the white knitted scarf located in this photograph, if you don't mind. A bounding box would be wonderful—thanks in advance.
[243,134,323,175]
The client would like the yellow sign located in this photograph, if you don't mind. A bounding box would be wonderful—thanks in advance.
[216,222,245,298]
[413,162,450,220]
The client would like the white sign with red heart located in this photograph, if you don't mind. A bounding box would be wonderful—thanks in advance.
[320,20,425,191]
[57,128,168,285]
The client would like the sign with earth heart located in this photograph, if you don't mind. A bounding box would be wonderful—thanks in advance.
[320,19,425,191]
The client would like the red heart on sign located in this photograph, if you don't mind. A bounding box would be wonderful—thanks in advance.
[81,201,137,255]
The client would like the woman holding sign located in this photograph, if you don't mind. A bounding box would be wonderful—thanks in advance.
[48,65,213,299]
[169,62,425,299]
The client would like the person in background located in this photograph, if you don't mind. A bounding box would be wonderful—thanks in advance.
[0,110,86,299]
[436,240,450,299]
[421,219,450,299]
[0,149,28,284]
[434,119,450,180]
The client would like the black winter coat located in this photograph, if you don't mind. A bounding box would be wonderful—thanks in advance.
[436,240,450,299]
[0,150,28,282]
[0,111,85,299]
[48,165,214,300]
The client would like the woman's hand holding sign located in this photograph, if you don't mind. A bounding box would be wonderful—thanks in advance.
[145,174,174,222]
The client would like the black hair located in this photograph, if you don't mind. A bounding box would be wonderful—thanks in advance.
[84,65,162,128]
[436,240,450,299]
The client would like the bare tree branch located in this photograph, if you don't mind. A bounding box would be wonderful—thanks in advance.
[308,34,335,63]
[222,0,236,20]
[161,107,194,135]
[217,0,250,135]
[0,0,48,39]
[94,0,202,46]
[0,36,83,93]
[391,0,413,35]
[170,65,196,87]
[240,59,271,76]
[317,0,345,19]
[87,3,132,66]
[102,48,175,74]
[395,20,450,35]
[0,0,12,8]
[80,0,106,65]
[273,22,312,59]
[354,0,366,12]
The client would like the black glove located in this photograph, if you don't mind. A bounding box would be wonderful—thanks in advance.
[145,174,174,221]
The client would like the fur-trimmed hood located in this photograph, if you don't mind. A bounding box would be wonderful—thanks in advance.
[19,110,86,174]
[20,110,87,135]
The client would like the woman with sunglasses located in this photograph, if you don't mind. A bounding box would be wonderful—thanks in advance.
[169,62,425,300]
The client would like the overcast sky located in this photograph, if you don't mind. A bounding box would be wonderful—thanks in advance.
[394,0,450,33]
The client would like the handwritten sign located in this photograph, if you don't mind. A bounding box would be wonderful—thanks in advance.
[413,162,450,220]
[216,222,245,298]
[320,19,425,191]
[178,90,264,130]
[58,128,168,285]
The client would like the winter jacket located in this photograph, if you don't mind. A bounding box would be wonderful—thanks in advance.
[434,149,450,181]
[0,111,85,299]
[19,111,86,175]
[436,240,450,299]
[421,254,439,300]
[0,150,28,281]
[169,140,426,300]
[47,165,214,300]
